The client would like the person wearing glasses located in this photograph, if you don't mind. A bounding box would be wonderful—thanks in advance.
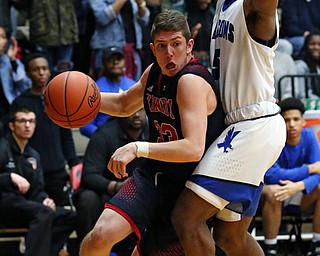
[0,107,77,256]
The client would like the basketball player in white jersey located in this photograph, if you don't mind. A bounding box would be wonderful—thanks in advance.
[171,0,286,255]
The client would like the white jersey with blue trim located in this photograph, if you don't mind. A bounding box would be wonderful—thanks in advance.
[210,0,280,125]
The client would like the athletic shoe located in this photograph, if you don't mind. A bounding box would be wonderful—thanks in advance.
[263,244,278,256]
[307,241,320,256]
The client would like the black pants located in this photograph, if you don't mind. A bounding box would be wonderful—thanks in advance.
[44,169,70,206]
[0,193,77,256]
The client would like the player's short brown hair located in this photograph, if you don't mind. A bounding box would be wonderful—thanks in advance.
[150,10,191,43]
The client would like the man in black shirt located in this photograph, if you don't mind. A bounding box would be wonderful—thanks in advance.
[0,107,76,256]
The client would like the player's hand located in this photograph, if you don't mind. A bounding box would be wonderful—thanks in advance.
[42,197,56,211]
[108,142,136,179]
[274,180,304,201]
[11,173,30,194]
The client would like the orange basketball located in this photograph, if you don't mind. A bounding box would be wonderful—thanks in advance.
[44,71,101,128]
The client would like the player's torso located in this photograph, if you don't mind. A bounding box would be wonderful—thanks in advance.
[144,63,183,145]
[211,0,279,124]
[143,61,224,177]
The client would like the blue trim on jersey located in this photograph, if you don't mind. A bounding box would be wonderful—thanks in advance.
[189,175,263,216]
[222,0,238,11]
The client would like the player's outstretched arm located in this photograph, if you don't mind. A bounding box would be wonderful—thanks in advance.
[244,0,278,41]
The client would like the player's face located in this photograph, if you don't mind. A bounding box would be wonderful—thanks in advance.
[27,57,51,89]
[9,112,36,140]
[307,35,320,61]
[150,31,194,77]
[282,109,305,142]
[0,27,8,56]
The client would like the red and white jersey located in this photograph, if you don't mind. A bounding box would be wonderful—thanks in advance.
[210,0,280,125]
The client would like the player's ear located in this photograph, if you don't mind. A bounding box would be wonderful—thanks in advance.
[187,38,194,55]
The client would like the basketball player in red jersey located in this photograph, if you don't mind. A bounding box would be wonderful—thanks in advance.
[80,10,226,256]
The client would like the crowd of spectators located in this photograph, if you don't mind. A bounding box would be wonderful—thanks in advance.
[1,0,320,255]
[277,0,320,102]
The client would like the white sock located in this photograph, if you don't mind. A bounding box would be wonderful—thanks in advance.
[264,238,277,245]
[312,232,320,242]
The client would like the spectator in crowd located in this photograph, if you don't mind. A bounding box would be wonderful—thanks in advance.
[88,0,150,81]
[0,0,30,37]
[53,59,74,77]
[80,46,136,138]
[161,0,185,12]
[295,31,320,99]
[0,107,77,256]
[11,52,81,206]
[72,0,96,75]
[260,97,320,256]
[27,0,79,73]
[185,0,215,69]
[0,25,30,136]
[0,172,28,200]
[75,108,148,246]
[280,0,320,58]
[273,49,299,101]
[0,0,14,37]
[141,0,161,70]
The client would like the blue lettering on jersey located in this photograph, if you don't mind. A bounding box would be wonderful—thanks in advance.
[212,19,234,43]
[217,127,240,153]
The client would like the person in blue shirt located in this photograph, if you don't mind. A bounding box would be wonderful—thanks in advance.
[80,46,136,138]
[261,97,320,256]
